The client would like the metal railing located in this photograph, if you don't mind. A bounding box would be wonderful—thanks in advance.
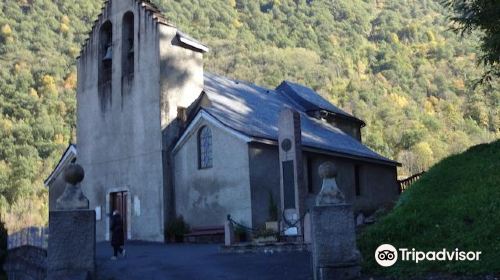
[7,226,48,250]
[227,211,308,236]
[398,171,426,193]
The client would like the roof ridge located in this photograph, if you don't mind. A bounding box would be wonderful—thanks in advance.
[204,72,277,94]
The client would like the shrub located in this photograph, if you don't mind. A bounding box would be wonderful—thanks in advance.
[166,215,190,242]
[268,191,278,221]
[254,227,277,239]
[234,224,247,242]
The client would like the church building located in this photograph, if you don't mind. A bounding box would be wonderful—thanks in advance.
[58,0,400,242]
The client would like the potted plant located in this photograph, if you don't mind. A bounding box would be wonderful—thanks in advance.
[253,227,278,243]
[166,215,189,243]
[265,191,279,232]
[234,224,247,243]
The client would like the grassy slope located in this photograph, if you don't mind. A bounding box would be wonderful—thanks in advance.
[358,140,500,276]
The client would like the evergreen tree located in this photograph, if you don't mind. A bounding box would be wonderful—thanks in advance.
[443,0,500,83]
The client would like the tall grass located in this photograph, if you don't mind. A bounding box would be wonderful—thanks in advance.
[358,140,500,277]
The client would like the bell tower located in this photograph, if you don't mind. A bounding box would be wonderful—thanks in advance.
[76,0,207,242]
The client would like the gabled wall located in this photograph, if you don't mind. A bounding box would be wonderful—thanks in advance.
[324,116,362,142]
[173,113,252,228]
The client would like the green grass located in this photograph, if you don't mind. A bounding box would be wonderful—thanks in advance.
[358,140,500,277]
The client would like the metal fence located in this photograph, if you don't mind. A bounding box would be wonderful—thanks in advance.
[7,226,48,249]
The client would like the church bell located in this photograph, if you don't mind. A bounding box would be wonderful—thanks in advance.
[128,39,134,56]
[102,45,113,62]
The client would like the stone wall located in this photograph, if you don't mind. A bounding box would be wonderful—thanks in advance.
[4,245,47,280]
[48,210,95,279]
[7,227,48,250]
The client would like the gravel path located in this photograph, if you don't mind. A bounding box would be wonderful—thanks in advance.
[96,241,312,280]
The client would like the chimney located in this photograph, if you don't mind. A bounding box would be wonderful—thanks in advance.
[177,106,187,129]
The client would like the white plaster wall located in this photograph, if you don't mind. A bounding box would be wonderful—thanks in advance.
[76,0,164,242]
[158,25,204,129]
[173,119,253,228]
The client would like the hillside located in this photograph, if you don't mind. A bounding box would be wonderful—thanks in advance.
[358,140,500,276]
[0,0,498,230]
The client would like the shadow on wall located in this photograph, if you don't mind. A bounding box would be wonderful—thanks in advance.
[160,34,201,84]
[180,177,239,227]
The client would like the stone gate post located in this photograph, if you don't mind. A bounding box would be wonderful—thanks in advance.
[48,163,96,279]
[311,162,361,280]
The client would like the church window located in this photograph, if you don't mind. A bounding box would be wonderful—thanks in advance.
[98,21,113,88]
[198,126,213,169]
[122,12,134,78]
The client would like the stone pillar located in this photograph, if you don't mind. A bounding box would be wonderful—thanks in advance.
[303,212,311,244]
[311,162,361,280]
[278,108,305,236]
[224,217,234,246]
[48,163,96,280]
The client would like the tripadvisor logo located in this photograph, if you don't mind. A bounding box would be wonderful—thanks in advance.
[375,244,481,267]
[375,244,398,267]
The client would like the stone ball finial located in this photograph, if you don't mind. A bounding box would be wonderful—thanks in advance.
[57,163,89,210]
[64,163,85,185]
[316,161,345,205]
[318,162,337,179]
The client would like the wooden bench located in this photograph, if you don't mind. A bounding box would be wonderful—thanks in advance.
[184,226,224,243]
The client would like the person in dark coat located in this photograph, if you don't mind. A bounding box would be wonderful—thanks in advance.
[110,210,125,260]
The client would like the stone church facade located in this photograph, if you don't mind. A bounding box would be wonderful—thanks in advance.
[65,0,400,242]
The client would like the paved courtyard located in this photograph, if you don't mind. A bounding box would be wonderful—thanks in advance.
[96,241,312,280]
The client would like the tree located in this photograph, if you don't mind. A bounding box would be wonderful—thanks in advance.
[443,0,500,83]
[411,141,434,172]
[0,0,498,234]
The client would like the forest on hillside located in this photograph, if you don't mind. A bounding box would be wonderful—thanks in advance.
[0,0,498,231]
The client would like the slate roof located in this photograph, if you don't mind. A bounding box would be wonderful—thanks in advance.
[276,81,363,124]
[202,73,398,166]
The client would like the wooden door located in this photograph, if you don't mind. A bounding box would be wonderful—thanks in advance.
[110,191,128,239]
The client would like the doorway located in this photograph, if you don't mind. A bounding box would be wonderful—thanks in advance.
[110,191,128,240]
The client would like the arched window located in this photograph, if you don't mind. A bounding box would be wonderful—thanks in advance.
[98,21,112,88]
[122,12,134,78]
[198,126,213,169]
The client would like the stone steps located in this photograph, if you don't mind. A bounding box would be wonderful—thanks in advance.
[220,242,310,254]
